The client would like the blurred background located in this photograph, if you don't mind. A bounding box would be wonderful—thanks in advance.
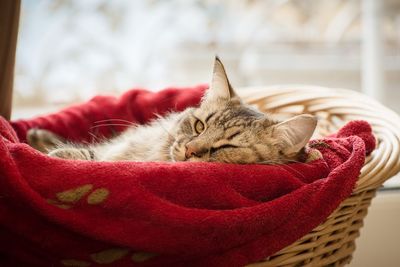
[14,0,400,113]
[9,1,400,266]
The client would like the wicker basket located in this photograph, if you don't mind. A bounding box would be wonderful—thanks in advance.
[238,86,400,267]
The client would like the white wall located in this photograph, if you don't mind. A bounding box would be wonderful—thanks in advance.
[351,191,400,267]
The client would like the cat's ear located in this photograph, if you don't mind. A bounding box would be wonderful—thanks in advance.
[272,114,317,155]
[202,56,238,105]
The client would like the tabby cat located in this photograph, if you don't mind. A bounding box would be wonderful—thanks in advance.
[27,57,317,164]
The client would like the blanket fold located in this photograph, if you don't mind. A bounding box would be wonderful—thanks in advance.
[0,86,375,267]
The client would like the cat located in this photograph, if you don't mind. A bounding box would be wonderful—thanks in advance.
[27,57,317,164]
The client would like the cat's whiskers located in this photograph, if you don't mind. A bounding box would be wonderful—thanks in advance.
[88,132,103,143]
[93,118,176,141]
[94,119,137,126]
[90,123,133,130]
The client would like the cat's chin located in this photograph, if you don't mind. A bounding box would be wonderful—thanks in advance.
[170,151,186,162]
[184,156,212,162]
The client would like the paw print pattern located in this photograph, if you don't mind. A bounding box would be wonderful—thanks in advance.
[61,249,157,266]
[46,184,110,209]
[46,185,157,265]
[90,248,130,264]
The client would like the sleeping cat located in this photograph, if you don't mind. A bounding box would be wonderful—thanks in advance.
[27,57,317,164]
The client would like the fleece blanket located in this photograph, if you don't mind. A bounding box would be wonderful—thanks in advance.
[0,85,375,267]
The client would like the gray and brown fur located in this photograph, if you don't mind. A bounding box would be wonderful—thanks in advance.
[27,57,317,164]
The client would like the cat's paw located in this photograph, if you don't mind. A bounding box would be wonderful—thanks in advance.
[27,128,65,153]
[48,148,95,160]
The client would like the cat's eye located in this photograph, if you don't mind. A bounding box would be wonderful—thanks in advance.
[194,120,205,134]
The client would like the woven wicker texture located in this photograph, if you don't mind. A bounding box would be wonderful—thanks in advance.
[238,86,400,267]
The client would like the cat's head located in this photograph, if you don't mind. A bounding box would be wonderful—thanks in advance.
[170,57,317,164]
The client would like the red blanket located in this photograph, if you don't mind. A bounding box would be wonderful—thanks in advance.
[0,86,375,267]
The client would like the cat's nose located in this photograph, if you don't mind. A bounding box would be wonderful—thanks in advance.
[185,143,208,159]
[185,144,198,158]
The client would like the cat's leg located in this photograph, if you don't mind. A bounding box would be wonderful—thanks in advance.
[27,128,65,153]
[27,128,96,160]
[48,147,96,160]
